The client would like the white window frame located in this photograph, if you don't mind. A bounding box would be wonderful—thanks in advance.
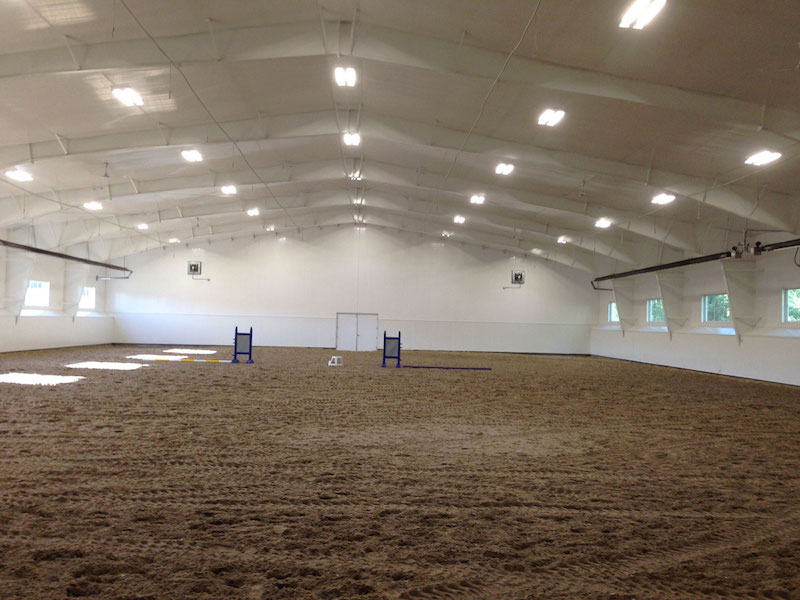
[608,301,619,323]
[78,286,96,310]
[646,298,665,323]
[701,293,731,323]
[782,288,800,324]
[24,280,50,308]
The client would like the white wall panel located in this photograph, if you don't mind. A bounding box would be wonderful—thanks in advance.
[0,315,113,353]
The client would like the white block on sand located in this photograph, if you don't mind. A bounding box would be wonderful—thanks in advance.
[67,362,144,370]
[164,349,217,354]
[127,354,188,361]
[0,373,85,385]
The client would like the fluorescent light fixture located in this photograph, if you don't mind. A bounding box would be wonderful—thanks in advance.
[619,0,666,29]
[557,235,570,244]
[355,225,366,231]
[221,185,237,195]
[266,225,276,232]
[595,217,612,229]
[343,132,361,146]
[651,193,676,205]
[181,149,203,162]
[247,208,259,217]
[349,171,362,181]
[334,66,357,87]
[168,237,180,243]
[495,162,515,175]
[470,194,485,205]
[137,223,149,230]
[538,109,566,127]
[744,150,782,166]
[442,231,453,238]
[112,87,143,107]
[352,197,365,205]
[453,215,465,224]
[5,168,32,182]
[278,236,286,242]
[531,248,543,255]
[353,214,364,223]
[83,201,103,211]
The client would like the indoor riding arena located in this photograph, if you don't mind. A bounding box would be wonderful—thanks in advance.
[1,1,799,599]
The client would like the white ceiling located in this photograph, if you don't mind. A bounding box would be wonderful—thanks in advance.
[0,0,799,274]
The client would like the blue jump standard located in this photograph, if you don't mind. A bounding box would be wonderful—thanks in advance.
[232,326,254,363]
[382,330,490,370]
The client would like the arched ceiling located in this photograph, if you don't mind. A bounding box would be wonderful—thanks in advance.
[1,0,798,275]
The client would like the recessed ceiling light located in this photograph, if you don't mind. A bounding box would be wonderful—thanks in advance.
[83,201,103,211]
[247,208,259,217]
[137,223,149,230]
[334,66,357,87]
[112,87,143,107]
[744,150,782,166]
[453,215,465,224]
[595,217,612,229]
[619,0,666,29]
[168,238,180,244]
[181,149,203,162]
[557,235,570,244]
[343,132,361,146]
[221,185,237,195]
[442,231,453,238]
[5,168,33,182]
[470,194,485,205]
[538,109,566,127]
[651,193,676,205]
[495,162,514,175]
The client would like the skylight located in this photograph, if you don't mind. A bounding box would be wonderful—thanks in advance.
[247,208,259,217]
[181,149,203,162]
[538,109,565,127]
[5,168,32,182]
[453,215,465,224]
[112,87,143,107]
[745,150,782,166]
[343,132,361,146]
[221,185,237,195]
[651,193,675,205]
[334,67,357,87]
[595,217,612,228]
[495,163,515,175]
[470,194,485,204]
[619,0,666,29]
[83,201,103,211]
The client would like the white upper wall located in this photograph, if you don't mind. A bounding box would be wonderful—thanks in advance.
[109,226,595,351]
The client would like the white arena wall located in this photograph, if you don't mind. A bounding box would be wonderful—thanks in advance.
[108,227,595,354]
[589,253,800,386]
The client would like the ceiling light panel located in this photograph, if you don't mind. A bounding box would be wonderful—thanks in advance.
[181,149,203,162]
[83,201,103,211]
[495,163,514,175]
[343,132,361,146]
[745,150,782,166]
[595,217,612,229]
[538,109,565,127]
[112,87,143,107]
[334,67,357,87]
[5,168,33,182]
[470,194,485,205]
[651,193,675,205]
[619,0,666,29]
[247,208,259,216]
[453,215,465,224]
[221,185,237,195]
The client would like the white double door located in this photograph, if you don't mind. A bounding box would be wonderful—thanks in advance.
[336,313,378,351]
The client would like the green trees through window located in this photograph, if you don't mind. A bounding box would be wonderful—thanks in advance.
[702,294,730,322]
[784,289,800,323]
[646,298,665,322]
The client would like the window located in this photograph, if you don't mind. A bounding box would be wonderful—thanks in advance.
[646,298,665,322]
[702,293,730,322]
[608,301,619,322]
[24,280,50,307]
[783,288,800,323]
[78,286,96,310]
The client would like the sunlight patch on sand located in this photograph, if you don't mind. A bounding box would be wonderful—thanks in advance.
[164,349,217,354]
[127,354,188,361]
[0,373,85,385]
[66,362,144,370]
